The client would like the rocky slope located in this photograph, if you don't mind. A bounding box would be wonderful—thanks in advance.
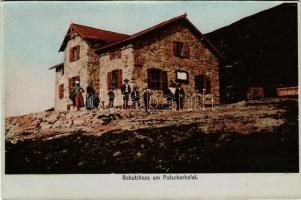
[5,98,298,173]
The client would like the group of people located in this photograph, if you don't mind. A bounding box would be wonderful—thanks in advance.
[69,80,99,110]
[69,79,186,112]
[108,79,154,112]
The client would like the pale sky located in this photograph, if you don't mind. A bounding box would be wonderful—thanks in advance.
[3,1,282,116]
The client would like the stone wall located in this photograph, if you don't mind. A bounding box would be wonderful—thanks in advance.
[87,49,100,95]
[132,23,220,104]
[55,23,220,110]
[99,45,135,106]
[55,34,97,111]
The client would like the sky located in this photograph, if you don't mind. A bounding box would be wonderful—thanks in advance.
[3,1,282,117]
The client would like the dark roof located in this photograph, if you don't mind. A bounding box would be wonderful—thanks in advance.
[59,23,130,52]
[49,62,63,70]
[94,14,223,59]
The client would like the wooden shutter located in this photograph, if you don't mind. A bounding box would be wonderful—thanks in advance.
[184,44,190,58]
[161,71,168,90]
[107,72,112,90]
[117,49,121,58]
[147,69,151,88]
[173,42,178,56]
[69,48,73,62]
[117,69,123,89]
[59,84,64,99]
[77,45,80,60]
[205,76,211,94]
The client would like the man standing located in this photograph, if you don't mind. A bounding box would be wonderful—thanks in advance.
[86,81,99,110]
[131,86,140,109]
[143,87,153,113]
[121,79,131,109]
[175,83,185,111]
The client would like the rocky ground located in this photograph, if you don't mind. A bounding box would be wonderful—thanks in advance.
[5,98,299,173]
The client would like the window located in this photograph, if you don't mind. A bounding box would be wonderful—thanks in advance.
[68,76,80,93]
[56,66,64,75]
[195,75,211,94]
[147,69,168,90]
[58,84,64,99]
[112,70,119,89]
[176,70,189,84]
[109,49,121,60]
[173,42,190,58]
[107,69,122,90]
[69,46,80,62]
[177,42,184,57]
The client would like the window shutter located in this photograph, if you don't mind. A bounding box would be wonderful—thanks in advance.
[77,45,80,60]
[107,72,112,90]
[69,48,73,62]
[147,69,151,88]
[205,76,211,94]
[173,42,177,56]
[109,52,113,60]
[59,84,64,99]
[117,49,121,58]
[184,44,190,58]
[161,71,168,90]
[117,69,123,89]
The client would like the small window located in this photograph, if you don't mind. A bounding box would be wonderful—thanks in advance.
[173,42,189,58]
[176,42,184,57]
[147,69,168,90]
[107,69,122,90]
[59,84,64,99]
[55,66,64,75]
[109,49,121,60]
[176,70,189,83]
[69,46,80,62]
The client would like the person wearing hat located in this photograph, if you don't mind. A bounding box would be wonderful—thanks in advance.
[69,80,85,110]
[175,83,185,111]
[86,81,99,110]
[121,79,131,109]
[131,86,140,109]
[143,86,153,112]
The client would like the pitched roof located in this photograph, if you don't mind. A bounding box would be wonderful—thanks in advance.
[58,23,130,52]
[94,14,223,59]
[49,62,63,70]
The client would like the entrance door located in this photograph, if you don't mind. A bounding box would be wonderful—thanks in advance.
[195,75,211,94]
[195,75,205,92]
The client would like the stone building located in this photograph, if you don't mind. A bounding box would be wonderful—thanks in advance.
[50,14,222,111]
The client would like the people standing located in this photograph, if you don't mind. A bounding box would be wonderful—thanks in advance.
[131,86,140,109]
[121,79,131,109]
[175,83,185,111]
[143,87,153,112]
[107,89,115,108]
[86,81,95,96]
[69,80,85,110]
[163,87,174,110]
[86,81,99,110]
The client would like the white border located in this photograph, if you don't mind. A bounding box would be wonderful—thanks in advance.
[1,1,300,199]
